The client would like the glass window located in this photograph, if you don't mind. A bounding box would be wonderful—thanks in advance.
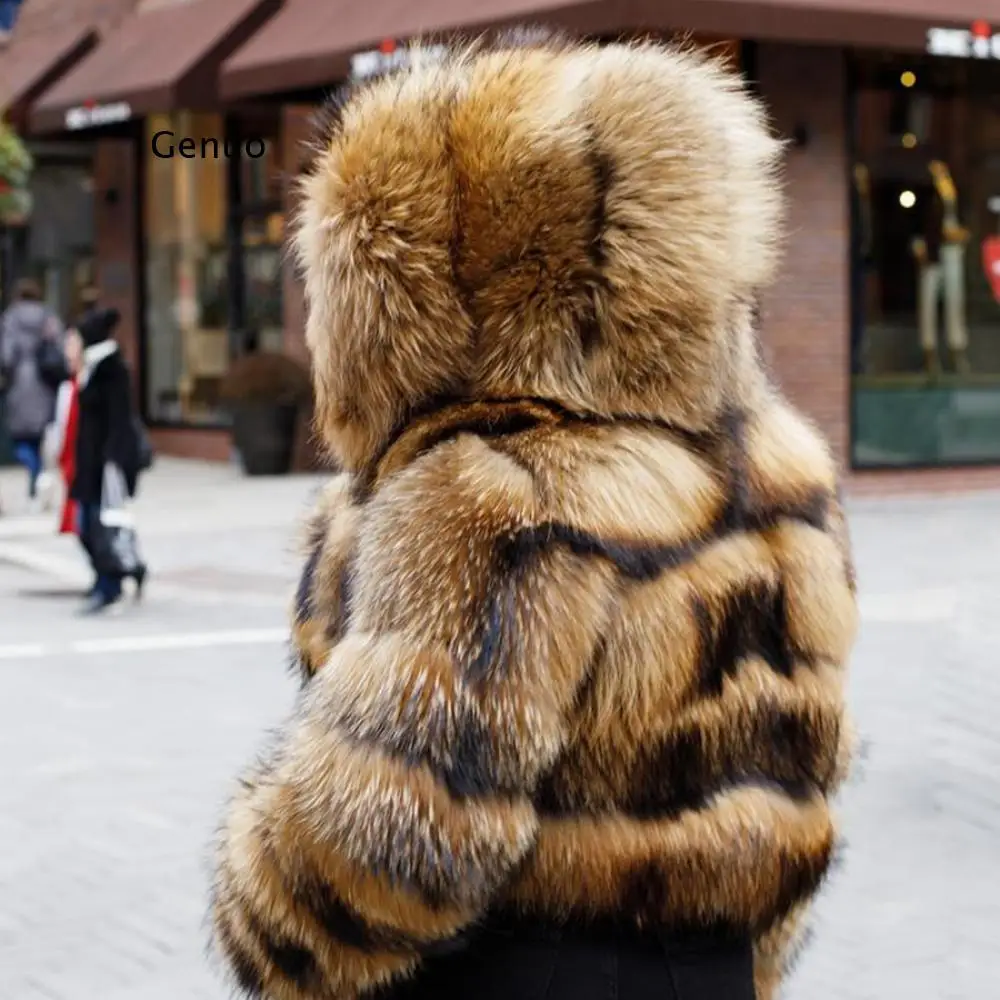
[851,52,1000,466]
[242,212,284,353]
[234,108,284,354]
[144,112,229,424]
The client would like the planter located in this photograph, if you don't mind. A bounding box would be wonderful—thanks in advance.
[231,402,299,476]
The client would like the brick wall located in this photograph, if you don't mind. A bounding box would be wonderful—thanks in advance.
[756,42,851,466]
[93,138,141,401]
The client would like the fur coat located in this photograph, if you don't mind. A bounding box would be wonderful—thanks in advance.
[210,34,857,1000]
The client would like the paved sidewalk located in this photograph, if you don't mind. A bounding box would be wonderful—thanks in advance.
[0,458,326,603]
[3,463,1000,998]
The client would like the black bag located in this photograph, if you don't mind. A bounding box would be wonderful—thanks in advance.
[84,464,142,578]
[84,517,141,578]
[36,337,67,389]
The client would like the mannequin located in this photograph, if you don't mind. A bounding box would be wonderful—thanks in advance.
[910,159,971,375]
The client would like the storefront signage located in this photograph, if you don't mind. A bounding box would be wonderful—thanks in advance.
[926,22,1000,59]
[349,40,447,81]
[64,101,133,131]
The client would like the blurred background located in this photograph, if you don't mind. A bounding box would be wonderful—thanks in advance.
[3,1,1000,997]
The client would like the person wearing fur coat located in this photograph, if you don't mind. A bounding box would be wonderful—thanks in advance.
[210,34,858,1000]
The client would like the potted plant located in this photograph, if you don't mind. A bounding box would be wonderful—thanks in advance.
[0,120,33,226]
[219,350,312,476]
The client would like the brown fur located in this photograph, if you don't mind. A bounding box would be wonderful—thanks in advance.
[212,35,856,1000]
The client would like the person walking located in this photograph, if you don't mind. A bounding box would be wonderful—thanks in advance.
[0,278,65,512]
[210,36,858,1000]
[72,306,147,614]
[40,327,83,537]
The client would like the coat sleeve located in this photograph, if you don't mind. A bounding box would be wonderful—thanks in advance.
[102,360,137,485]
[210,439,619,999]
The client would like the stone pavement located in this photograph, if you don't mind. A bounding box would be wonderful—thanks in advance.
[0,457,326,604]
[1,472,999,999]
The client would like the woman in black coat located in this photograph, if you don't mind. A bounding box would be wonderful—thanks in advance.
[209,37,856,1000]
[72,307,146,614]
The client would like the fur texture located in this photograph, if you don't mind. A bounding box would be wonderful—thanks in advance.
[212,35,857,1000]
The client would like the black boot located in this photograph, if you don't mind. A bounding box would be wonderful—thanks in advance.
[77,589,121,616]
[132,563,148,600]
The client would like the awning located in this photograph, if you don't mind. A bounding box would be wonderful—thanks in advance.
[30,0,280,135]
[220,0,989,100]
[0,25,97,123]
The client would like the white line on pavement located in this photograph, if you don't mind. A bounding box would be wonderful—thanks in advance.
[73,628,289,654]
[0,643,46,660]
[0,628,288,660]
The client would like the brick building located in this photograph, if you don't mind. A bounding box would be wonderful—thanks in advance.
[4,0,1000,488]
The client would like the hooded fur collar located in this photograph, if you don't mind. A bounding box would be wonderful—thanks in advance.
[295,37,784,475]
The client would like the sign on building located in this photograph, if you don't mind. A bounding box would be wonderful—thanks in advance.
[927,22,1000,59]
[64,101,133,131]
[349,40,448,81]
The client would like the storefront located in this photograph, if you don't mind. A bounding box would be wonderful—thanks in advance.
[849,32,1000,467]
[28,0,281,457]
[11,0,1000,485]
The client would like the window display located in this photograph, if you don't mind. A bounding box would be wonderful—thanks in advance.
[851,52,1000,466]
[144,112,229,425]
[143,109,287,426]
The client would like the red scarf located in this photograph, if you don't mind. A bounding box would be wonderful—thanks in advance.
[58,377,81,535]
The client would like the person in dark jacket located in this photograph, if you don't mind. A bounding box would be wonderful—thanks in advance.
[72,306,147,614]
[209,36,858,1000]
[0,278,65,511]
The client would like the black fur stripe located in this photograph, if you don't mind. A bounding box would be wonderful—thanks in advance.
[619,707,842,821]
[500,487,830,583]
[338,696,519,804]
[216,916,265,998]
[294,540,323,625]
[246,910,322,990]
[616,783,832,936]
[693,582,795,695]
[355,394,722,502]
[296,870,473,959]
[295,871,416,954]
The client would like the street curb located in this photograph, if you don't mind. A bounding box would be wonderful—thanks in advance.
[0,541,287,609]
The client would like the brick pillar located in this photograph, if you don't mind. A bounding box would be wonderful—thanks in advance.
[94,137,141,405]
[756,43,850,466]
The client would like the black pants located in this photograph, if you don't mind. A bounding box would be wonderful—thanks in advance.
[383,921,755,1000]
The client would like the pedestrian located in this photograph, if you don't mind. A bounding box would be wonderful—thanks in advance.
[72,306,147,614]
[40,326,83,537]
[210,36,858,1000]
[0,277,66,512]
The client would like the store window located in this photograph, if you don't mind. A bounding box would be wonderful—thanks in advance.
[144,112,228,424]
[143,110,284,425]
[850,51,1000,466]
[232,109,284,355]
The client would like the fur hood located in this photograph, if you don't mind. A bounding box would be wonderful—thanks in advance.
[212,36,856,1000]
[295,36,784,472]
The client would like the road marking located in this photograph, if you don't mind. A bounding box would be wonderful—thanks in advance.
[0,628,288,660]
[0,643,45,660]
